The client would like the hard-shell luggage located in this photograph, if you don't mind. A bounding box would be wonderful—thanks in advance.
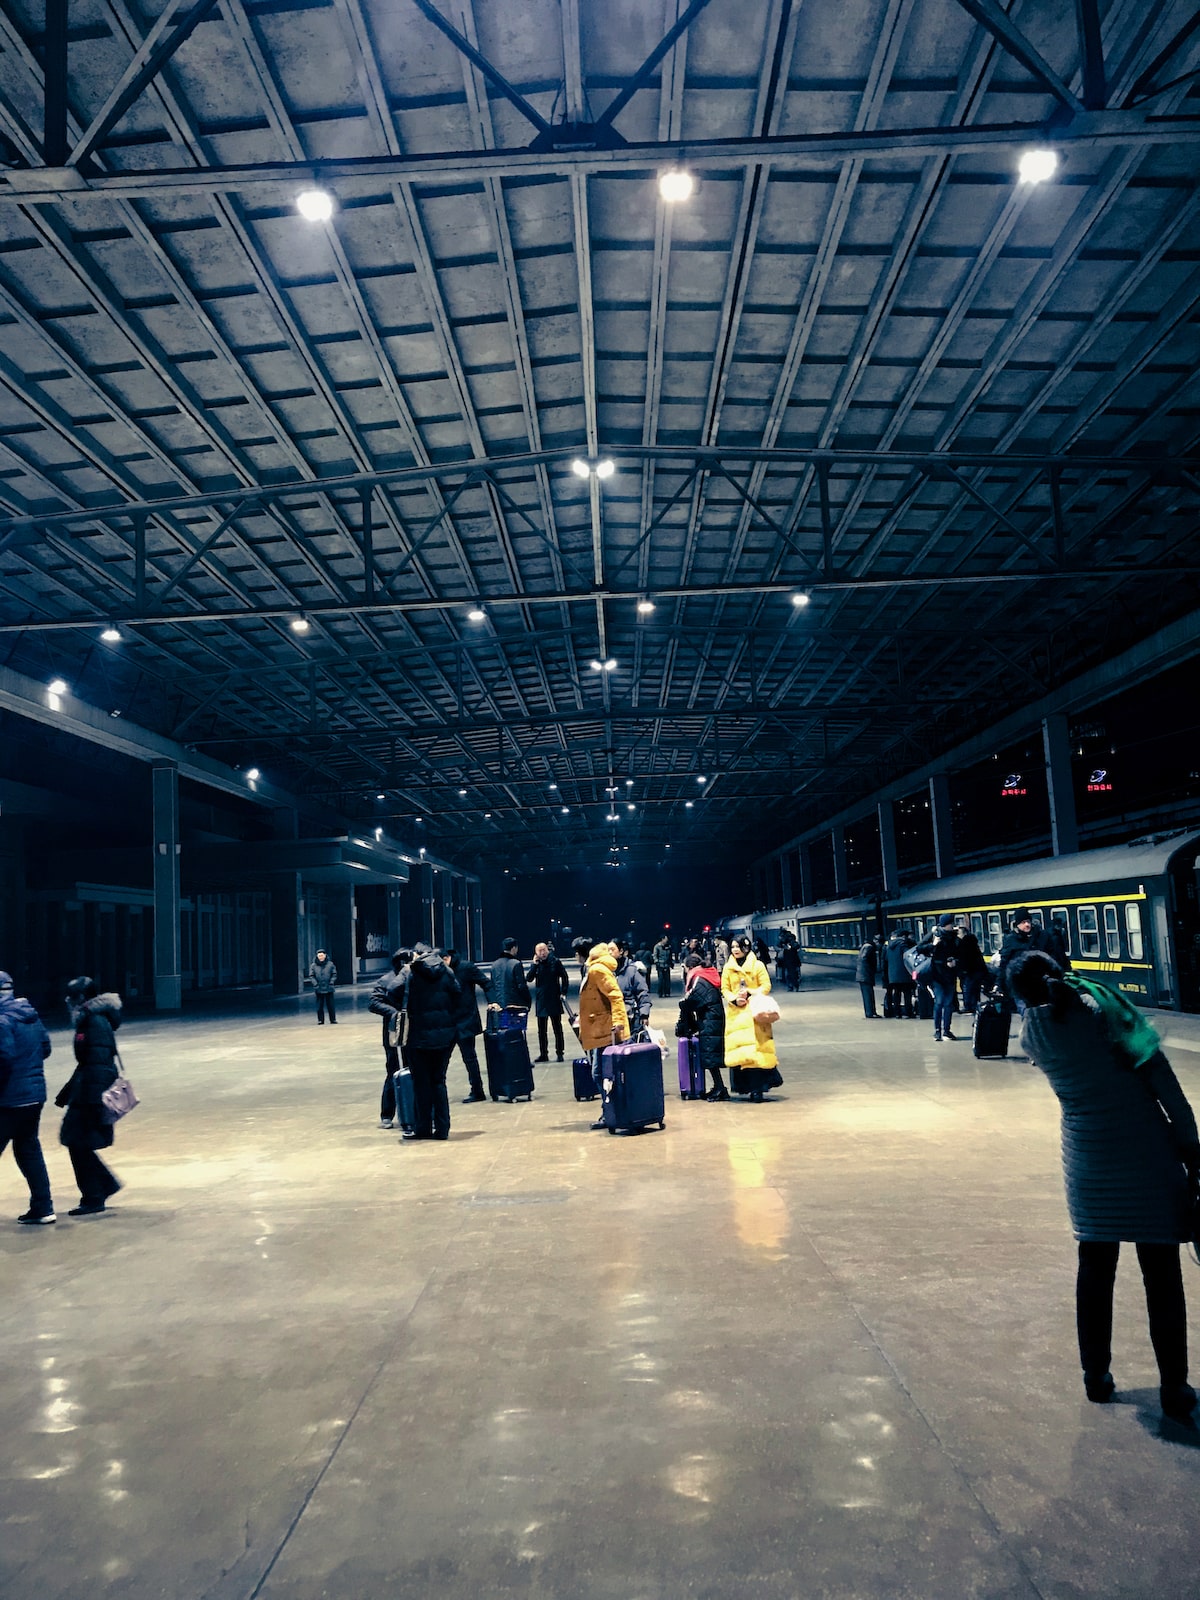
[484,1025,535,1102]
[392,1062,416,1132]
[573,1055,597,1101]
[601,1038,666,1133]
[972,994,1011,1059]
[917,984,934,1020]
[678,1036,704,1099]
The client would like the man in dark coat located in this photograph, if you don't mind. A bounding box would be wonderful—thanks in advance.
[308,949,338,1024]
[956,927,989,1014]
[489,937,532,1012]
[855,939,879,1018]
[999,908,1056,1008]
[445,949,489,1102]
[915,915,963,1041]
[676,954,728,1099]
[525,942,570,1063]
[369,948,412,1131]
[0,971,56,1223]
[652,936,673,998]
[1046,916,1073,973]
[403,944,461,1140]
[884,928,916,1018]
[56,977,123,1215]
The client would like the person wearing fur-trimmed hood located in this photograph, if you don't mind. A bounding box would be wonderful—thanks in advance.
[56,977,123,1216]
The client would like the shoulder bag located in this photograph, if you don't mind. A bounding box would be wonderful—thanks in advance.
[100,1051,139,1124]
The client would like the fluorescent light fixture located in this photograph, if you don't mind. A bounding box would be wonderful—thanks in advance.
[1018,148,1058,184]
[296,188,334,221]
[637,600,656,614]
[467,608,486,621]
[658,169,695,203]
[484,812,492,819]
[595,459,615,480]
[791,591,811,607]
[572,458,592,479]
[589,659,603,671]
[48,678,68,695]
[245,767,261,781]
[101,625,122,642]
[415,816,423,823]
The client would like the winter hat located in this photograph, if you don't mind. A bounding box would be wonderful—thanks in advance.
[1013,907,1033,926]
[938,914,955,928]
[0,971,12,991]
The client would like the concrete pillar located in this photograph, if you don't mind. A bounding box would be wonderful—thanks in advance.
[151,760,182,1011]
[929,772,955,878]
[831,825,848,898]
[779,853,793,907]
[796,843,812,907]
[1042,712,1080,856]
[331,883,355,987]
[386,884,403,953]
[271,871,304,995]
[440,871,453,950]
[271,806,298,840]
[470,881,483,961]
[420,862,436,945]
[877,799,900,896]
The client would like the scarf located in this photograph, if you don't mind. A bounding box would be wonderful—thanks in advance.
[685,965,720,993]
[1062,973,1160,1070]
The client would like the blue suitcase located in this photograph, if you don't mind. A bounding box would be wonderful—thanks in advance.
[601,1038,666,1134]
[573,1056,597,1101]
[484,1026,534,1102]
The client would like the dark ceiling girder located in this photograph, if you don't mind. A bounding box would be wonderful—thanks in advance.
[407,0,552,139]
[4,109,1195,205]
[42,0,69,166]
[1074,0,1107,111]
[1126,10,1200,106]
[949,0,1084,112]
[591,0,719,135]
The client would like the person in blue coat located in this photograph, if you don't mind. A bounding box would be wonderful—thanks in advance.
[0,972,55,1224]
[1010,949,1200,1420]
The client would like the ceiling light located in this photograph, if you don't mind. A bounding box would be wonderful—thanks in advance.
[296,188,334,222]
[625,778,634,786]
[685,800,694,808]
[791,591,811,607]
[484,812,492,818]
[110,709,121,718]
[47,678,68,695]
[101,625,122,642]
[419,846,426,856]
[467,607,486,621]
[627,803,635,812]
[595,459,615,480]
[696,775,707,783]
[289,615,310,633]
[1018,148,1058,184]
[607,813,618,821]
[458,788,467,796]
[374,827,383,840]
[659,169,695,203]
[589,659,603,671]
[637,600,656,614]
[572,458,592,479]
[561,805,570,814]
[603,658,617,672]
[375,792,385,800]
[246,767,261,781]
[549,782,558,789]
[415,816,423,823]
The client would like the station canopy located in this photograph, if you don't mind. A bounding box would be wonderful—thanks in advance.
[0,0,1197,872]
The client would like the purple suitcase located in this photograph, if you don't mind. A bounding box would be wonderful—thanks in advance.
[678,1036,704,1099]
[601,1038,666,1133]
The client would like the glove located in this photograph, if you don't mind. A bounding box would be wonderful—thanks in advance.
[54,1088,69,1108]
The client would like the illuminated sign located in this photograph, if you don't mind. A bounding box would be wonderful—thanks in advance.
[1087,768,1113,793]
[1001,772,1027,797]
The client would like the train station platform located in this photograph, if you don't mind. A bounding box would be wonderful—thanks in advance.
[4,974,1200,1599]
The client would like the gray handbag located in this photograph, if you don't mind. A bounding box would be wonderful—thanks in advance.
[100,1052,139,1124]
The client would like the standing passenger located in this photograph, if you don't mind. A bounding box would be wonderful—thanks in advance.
[0,972,56,1224]
[956,927,988,1015]
[855,937,879,1019]
[308,949,338,1024]
[1009,950,1199,1420]
[998,909,1054,1010]
[916,916,962,1042]
[676,954,728,1100]
[444,949,488,1102]
[578,944,629,1128]
[490,937,532,1014]
[722,935,778,1102]
[526,942,569,1063]
[652,935,673,999]
[369,949,412,1132]
[609,938,651,1035]
[884,927,916,1018]
[57,978,123,1216]
[403,944,460,1141]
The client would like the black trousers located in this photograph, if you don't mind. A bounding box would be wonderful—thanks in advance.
[1076,1240,1189,1386]
[858,982,877,1018]
[884,982,915,1017]
[0,1104,53,1214]
[453,1035,484,1094]
[407,1046,452,1139]
[316,992,337,1023]
[68,1143,120,1206]
[536,1015,565,1060]
[656,967,672,997]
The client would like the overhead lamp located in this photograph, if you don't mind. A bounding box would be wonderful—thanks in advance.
[289,615,311,633]
[572,458,592,479]
[419,846,426,856]
[627,803,635,812]
[484,812,492,819]
[1017,148,1058,184]
[549,782,558,790]
[685,800,694,808]
[246,767,261,781]
[458,788,467,796]
[625,778,633,786]
[607,813,618,821]
[658,169,695,203]
[595,459,615,480]
[637,600,656,615]
[100,625,122,642]
[375,792,386,800]
[415,816,423,823]
[561,805,570,814]
[573,458,615,480]
[296,188,334,222]
[603,658,617,672]
[48,678,68,695]
[696,775,707,783]
[374,827,383,840]
[791,591,811,608]
[467,608,486,621]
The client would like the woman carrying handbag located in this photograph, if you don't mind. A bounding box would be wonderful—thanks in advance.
[722,935,782,1102]
[57,976,124,1216]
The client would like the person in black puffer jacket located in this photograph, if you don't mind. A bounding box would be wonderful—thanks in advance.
[56,976,123,1216]
[369,949,412,1131]
[676,954,728,1099]
[404,945,461,1141]
[0,971,56,1223]
[915,916,962,1042]
[445,949,489,1103]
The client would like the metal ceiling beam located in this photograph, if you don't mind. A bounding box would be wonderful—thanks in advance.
[406,0,552,138]
[592,0,718,134]
[4,110,1196,204]
[950,0,1084,111]
[42,0,70,165]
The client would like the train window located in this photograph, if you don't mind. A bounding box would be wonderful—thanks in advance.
[986,912,1003,952]
[1030,910,1044,928]
[970,914,984,942]
[1126,903,1144,961]
[1051,908,1071,955]
[1078,906,1100,957]
[1103,905,1120,960]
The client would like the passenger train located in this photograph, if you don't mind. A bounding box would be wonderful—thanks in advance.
[724,831,1200,1012]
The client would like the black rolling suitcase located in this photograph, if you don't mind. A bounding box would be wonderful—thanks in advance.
[972,993,1011,1059]
[573,1055,597,1101]
[484,1014,535,1102]
[917,984,934,1021]
[600,1037,666,1133]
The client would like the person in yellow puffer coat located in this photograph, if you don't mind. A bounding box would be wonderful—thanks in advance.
[579,943,630,1126]
[722,935,779,1101]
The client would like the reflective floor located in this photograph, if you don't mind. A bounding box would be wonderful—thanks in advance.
[4,974,1200,1599]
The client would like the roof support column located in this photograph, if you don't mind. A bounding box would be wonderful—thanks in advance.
[271,872,303,996]
[1042,712,1079,856]
[469,880,483,963]
[796,843,812,907]
[779,852,793,907]
[878,799,900,896]
[152,760,182,1011]
[387,884,403,955]
[831,825,848,898]
[330,884,356,992]
[929,773,956,878]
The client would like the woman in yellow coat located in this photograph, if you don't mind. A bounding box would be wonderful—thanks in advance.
[722,934,779,1102]
[578,943,630,1126]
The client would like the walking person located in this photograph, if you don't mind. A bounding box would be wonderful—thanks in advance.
[777,938,802,993]
[916,915,963,1041]
[1009,950,1199,1420]
[676,953,728,1100]
[0,971,56,1224]
[884,927,916,1018]
[526,942,570,1063]
[308,949,338,1024]
[578,943,629,1128]
[402,944,461,1141]
[855,936,879,1018]
[653,935,673,999]
[369,948,412,1132]
[722,935,779,1102]
[445,949,489,1103]
[957,926,988,1015]
[56,977,123,1216]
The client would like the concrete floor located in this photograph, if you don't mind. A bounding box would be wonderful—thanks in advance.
[4,974,1200,1600]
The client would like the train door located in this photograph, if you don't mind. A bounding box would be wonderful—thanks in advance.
[1168,843,1200,1011]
